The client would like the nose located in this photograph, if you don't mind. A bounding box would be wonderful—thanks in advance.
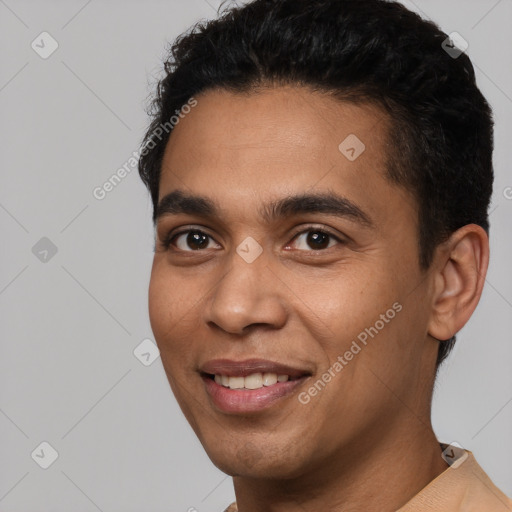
[203,246,288,336]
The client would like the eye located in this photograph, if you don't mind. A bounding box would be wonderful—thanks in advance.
[160,226,345,253]
[162,229,220,251]
[287,227,345,251]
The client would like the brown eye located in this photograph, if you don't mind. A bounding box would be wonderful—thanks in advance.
[306,231,330,249]
[165,229,221,251]
[290,229,342,251]
[184,231,210,250]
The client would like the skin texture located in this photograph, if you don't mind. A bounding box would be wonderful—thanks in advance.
[148,86,489,512]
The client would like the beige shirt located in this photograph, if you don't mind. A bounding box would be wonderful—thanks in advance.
[223,446,512,511]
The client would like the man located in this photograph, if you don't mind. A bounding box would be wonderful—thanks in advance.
[137,0,512,510]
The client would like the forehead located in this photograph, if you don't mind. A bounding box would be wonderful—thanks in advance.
[158,86,412,226]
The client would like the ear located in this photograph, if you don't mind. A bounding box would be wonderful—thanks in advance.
[428,224,489,341]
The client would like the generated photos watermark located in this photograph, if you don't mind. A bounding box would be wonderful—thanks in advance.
[298,301,403,404]
[92,97,198,201]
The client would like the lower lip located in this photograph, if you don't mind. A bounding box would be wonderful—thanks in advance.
[202,375,308,413]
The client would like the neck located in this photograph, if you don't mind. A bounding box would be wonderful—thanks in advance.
[232,422,448,512]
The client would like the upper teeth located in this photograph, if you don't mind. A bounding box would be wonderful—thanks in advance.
[214,372,290,390]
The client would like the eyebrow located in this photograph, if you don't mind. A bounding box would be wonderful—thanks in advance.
[155,189,374,228]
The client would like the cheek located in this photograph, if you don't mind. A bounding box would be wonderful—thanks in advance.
[147,260,189,353]
[148,263,168,339]
[298,266,394,347]
[148,258,191,334]
[306,265,422,390]
[147,260,206,365]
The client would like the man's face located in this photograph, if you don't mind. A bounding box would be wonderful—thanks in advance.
[149,86,438,478]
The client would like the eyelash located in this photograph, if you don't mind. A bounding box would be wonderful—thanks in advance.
[159,226,345,253]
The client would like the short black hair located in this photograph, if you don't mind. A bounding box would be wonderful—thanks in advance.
[138,0,494,367]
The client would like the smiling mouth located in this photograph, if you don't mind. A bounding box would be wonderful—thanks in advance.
[201,371,310,413]
[199,358,313,412]
[203,372,304,390]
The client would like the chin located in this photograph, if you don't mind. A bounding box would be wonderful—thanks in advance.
[203,437,310,480]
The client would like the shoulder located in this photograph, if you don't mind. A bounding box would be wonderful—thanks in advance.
[399,447,512,511]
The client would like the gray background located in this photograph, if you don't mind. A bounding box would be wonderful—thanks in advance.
[0,0,511,510]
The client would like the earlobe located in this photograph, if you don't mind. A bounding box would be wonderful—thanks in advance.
[428,224,489,341]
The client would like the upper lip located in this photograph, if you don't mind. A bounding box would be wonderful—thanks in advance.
[200,358,312,378]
